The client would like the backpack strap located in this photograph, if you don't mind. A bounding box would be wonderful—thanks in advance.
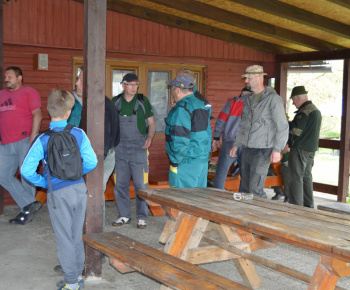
[64,123,74,132]
[134,94,148,133]
[113,93,123,114]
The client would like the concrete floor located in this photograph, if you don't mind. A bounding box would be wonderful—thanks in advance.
[1,189,350,290]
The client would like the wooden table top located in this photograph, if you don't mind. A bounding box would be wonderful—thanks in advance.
[137,187,350,262]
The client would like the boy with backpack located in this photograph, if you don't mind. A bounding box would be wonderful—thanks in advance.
[21,89,98,290]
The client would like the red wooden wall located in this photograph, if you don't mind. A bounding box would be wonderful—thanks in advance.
[2,0,275,205]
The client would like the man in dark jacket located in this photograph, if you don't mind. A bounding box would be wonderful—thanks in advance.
[287,86,322,208]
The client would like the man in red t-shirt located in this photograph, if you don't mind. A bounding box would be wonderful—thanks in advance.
[0,66,43,225]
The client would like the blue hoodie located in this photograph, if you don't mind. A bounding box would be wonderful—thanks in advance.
[21,120,97,192]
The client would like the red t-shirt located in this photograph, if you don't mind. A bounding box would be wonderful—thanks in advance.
[0,85,42,144]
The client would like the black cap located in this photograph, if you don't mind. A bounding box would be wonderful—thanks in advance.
[121,73,139,83]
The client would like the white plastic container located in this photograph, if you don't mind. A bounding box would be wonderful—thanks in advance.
[233,192,254,201]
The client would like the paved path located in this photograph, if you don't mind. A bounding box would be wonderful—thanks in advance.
[1,189,350,290]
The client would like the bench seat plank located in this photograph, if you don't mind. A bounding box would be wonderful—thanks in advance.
[84,232,247,290]
[318,202,350,215]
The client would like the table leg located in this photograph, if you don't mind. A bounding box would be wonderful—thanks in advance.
[308,255,350,290]
[164,212,209,260]
[217,225,262,289]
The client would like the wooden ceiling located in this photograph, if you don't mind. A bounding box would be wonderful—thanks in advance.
[75,0,350,55]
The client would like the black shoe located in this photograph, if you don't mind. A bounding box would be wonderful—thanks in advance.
[283,197,289,203]
[271,191,283,200]
[229,166,240,177]
[9,212,26,224]
[9,201,42,225]
[54,264,64,274]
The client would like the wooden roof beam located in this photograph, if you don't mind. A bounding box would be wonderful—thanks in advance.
[276,49,350,63]
[327,0,350,10]
[101,0,297,54]
[146,0,345,51]
[231,0,350,39]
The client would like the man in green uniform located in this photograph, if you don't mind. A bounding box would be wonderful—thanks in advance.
[111,73,156,229]
[287,86,322,208]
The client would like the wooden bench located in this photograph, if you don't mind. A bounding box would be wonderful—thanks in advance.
[35,174,167,216]
[151,162,284,193]
[317,202,350,215]
[83,232,248,290]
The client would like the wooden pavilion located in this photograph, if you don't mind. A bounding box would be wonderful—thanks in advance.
[0,0,350,277]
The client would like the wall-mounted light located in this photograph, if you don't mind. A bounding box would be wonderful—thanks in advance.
[33,53,48,71]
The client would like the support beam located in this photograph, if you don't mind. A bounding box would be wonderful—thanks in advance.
[338,59,350,202]
[274,62,288,103]
[276,49,350,63]
[83,0,107,278]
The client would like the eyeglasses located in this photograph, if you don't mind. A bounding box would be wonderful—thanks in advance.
[124,83,140,87]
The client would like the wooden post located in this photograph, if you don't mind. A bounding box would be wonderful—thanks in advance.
[83,0,107,278]
[0,0,4,216]
[338,59,350,202]
[274,61,288,106]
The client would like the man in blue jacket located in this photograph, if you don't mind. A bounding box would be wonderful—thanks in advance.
[165,74,210,188]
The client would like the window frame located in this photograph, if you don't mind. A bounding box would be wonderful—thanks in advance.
[72,57,205,137]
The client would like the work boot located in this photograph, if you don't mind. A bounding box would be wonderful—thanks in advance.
[271,191,283,200]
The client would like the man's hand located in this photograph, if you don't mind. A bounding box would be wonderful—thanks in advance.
[142,137,152,149]
[270,151,281,163]
[212,140,220,152]
[281,144,290,154]
[229,146,238,158]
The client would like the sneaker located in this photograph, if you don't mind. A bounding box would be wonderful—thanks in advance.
[54,264,63,274]
[271,191,283,200]
[57,278,84,288]
[57,284,80,290]
[137,219,147,229]
[112,217,131,227]
[283,197,289,203]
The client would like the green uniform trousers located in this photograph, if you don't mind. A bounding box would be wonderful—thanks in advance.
[288,147,315,207]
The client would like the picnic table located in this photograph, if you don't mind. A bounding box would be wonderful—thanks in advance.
[137,187,350,289]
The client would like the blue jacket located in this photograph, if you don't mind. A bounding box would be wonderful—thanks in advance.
[21,120,97,193]
[165,93,210,167]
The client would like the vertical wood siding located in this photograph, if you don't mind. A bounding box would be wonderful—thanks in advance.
[2,0,275,205]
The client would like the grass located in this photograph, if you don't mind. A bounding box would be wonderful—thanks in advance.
[312,151,339,186]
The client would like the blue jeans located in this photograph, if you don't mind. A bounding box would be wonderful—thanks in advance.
[213,142,242,189]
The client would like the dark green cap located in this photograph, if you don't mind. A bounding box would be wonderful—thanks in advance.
[290,86,308,98]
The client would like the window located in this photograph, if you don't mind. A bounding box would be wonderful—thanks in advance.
[73,57,205,135]
[147,71,170,132]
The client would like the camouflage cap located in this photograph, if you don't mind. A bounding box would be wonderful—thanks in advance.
[241,65,267,78]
